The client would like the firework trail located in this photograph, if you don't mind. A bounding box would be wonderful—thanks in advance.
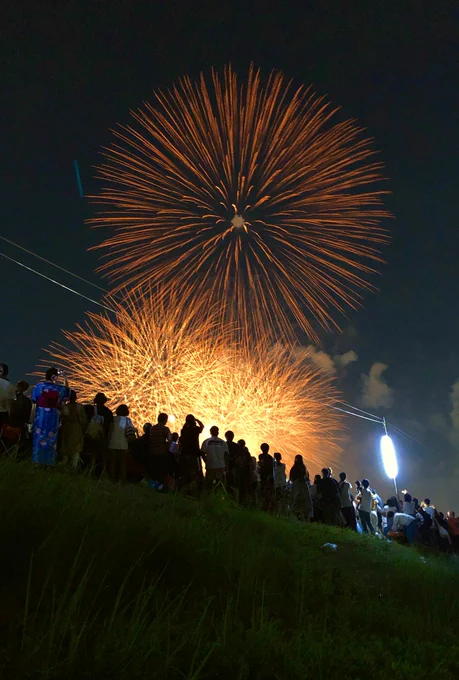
[91,65,389,344]
[44,291,341,471]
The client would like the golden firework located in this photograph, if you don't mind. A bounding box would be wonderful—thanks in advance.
[91,64,389,344]
[45,292,341,471]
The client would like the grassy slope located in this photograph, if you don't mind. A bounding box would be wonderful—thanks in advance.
[0,459,458,679]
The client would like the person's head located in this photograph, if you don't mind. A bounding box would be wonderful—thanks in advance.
[45,367,58,382]
[260,442,269,454]
[404,493,412,503]
[157,412,168,425]
[237,439,246,448]
[413,498,419,508]
[94,392,108,406]
[143,423,152,434]
[387,511,395,520]
[16,380,29,394]
[339,472,346,482]
[362,478,370,489]
[0,363,9,378]
[321,467,330,478]
[225,430,235,442]
[172,432,179,442]
[116,404,129,417]
[294,454,303,465]
[314,474,321,485]
[274,452,282,463]
[448,511,456,519]
[69,390,77,404]
[185,414,196,426]
[210,425,219,437]
[439,512,445,520]
[424,498,431,507]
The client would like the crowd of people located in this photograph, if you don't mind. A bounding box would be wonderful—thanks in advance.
[1,363,458,552]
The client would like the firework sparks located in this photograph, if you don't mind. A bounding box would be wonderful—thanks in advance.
[44,292,341,471]
[91,64,389,344]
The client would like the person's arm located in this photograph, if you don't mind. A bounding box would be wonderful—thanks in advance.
[391,515,401,533]
[196,418,204,432]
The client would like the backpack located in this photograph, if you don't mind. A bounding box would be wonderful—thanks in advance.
[86,406,105,441]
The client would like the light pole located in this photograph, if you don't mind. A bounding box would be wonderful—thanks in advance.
[380,418,398,498]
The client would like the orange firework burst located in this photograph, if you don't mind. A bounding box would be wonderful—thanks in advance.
[91,64,389,344]
[44,292,341,471]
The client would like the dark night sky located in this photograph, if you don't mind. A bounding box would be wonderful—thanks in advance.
[2,1,459,506]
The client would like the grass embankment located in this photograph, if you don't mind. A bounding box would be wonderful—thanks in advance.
[0,459,458,679]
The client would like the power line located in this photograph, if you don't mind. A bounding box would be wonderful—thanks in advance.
[0,252,116,314]
[0,235,109,295]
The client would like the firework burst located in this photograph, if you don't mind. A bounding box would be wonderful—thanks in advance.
[91,64,389,344]
[45,292,341,471]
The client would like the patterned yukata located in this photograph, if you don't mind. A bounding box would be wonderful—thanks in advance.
[31,381,71,465]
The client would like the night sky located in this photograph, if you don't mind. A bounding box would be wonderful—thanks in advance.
[3,2,459,506]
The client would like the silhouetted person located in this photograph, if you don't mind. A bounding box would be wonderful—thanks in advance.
[258,442,274,511]
[0,363,15,427]
[338,472,356,530]
[225,430,240,494]
[320,467,340,526]
[149,413,172,485]
[289,454,312,521]
[179,414,204,490]
[236,438,251,504]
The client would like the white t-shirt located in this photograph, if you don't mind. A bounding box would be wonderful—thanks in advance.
[0,377,15,413]
[339,481,353,508]
[201,436,228,470]
[392,512,415,532]
[359,488,374,513]
[403,501,416,516]
[109,416,133,450]
[425,506,435,520]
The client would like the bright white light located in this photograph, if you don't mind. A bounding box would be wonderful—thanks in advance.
[168,414,176,424]
[380,434,398,479]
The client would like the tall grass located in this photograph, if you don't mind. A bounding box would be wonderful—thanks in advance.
[0,457,458,678]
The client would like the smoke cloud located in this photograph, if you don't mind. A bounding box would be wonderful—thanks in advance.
[361,362,394,409]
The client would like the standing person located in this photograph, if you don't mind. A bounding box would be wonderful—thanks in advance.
[9,381,32,428]
[31,368,71,467]
[447,511,459,552]
[357,479,375,534]
[225,431,240,494]
[289,455,312,521]
[149,413,172,486]
[338,472,357,530]
[0,363,15,427]
[108,404,134,482]
[320,467,341,526]
[258,443,274,511]
[273,452,287,512]
[179,414,204,490]
[84,393,114,472]
[168,432,180,484]
[60,390,88,468]
[201,425,228,488]
[236,439,251,505]
[402,493,416,517]
[310,474,323,522]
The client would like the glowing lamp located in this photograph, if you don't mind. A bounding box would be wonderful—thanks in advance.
[380,433,398,495]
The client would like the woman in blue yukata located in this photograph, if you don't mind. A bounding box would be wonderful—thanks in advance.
[31,367,71,466]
